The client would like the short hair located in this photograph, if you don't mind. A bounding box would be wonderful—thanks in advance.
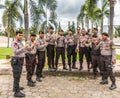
[58,29,64,32]
[68,29,73,32]
[77,27,81,30]
[102,32,109,37]
[39,31,44,34]
[16,31,22,35]
[49,26,54,30]
[92,35,97,38]
[93,28,98,31]
[30,33,36,37]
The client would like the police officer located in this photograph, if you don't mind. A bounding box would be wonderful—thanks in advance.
[91,35,101,79]
[25,33,37,87]
[95,32,116,90]
[77,28,91,71]
[55,29,68,71]
[11,31,28,97]
[73,27,81,69]
[36,31,48,81]
[46,27,56,70]
[65,29,76,71]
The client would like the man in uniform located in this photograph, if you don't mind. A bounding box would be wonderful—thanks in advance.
[65,29,76,71]
[90,35,101,79]
[77,28,91,71]
[95,32,116,90]
[25,33,37,87]
[46,27,56,70]
[55,29,68,71]
[36,31,48,81]
[73,27,81,69]
[11,31,28,97]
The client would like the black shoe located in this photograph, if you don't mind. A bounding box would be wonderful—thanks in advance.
[79,67,83,71]
[109,84,117,90]
[14,91,25,97]
[40,75,45,78]
[93,75,97,79]
[27,81,35,87]
[88,69,90,72]
[72,67,78,69]
[36,77,42,82]
[100,80,108,85]
[31,80,36,84]
[13,87,24,92]
[63,67,68,70]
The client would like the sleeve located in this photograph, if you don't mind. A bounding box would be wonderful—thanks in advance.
[110,40,116,60]
[36,39,46,50]
[46,33,51,42]
[26,41,32,51]
[11,41,25,55]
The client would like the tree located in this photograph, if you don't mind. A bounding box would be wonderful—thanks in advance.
[93,1,110,33]
[0,0,22,47]
[38,0,58,33]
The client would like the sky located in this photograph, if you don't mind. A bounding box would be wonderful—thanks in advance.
[0,0,120,31]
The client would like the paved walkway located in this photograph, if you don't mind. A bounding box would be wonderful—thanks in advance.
[0,59,120,98]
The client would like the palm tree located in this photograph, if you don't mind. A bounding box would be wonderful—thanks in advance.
[0,0,22,47]
[38,0,58,33]
[77,0,97,29]
[109,0,115,40]
[93,1,110,33]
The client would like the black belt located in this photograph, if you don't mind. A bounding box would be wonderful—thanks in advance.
[101,55,112,57]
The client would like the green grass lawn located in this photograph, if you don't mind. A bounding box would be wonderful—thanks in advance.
[0,47,12,59]
[0,47,120,60]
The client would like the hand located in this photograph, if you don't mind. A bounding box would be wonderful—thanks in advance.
[45,42,48,46]
[25,44,29,48]
[112,59,116,64]
[33,42,37,46]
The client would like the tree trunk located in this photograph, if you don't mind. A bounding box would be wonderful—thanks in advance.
[24,0,29,42]
[101,16,103,34]
[7,33,10,48]
[109,0,115,40]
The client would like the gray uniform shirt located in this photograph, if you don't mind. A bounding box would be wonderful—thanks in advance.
[74,33,81,45]
[11,39,26,57]
[37,37,46,51]
[46,32,56,45]
[56,35,65,47]
[65,34,75,46]
[96,39,116,60]
[26,40,36,54]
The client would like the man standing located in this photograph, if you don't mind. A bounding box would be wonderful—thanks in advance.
[46,27,56,70]
[73,27,81,69]
[11,31,28,97]
[36,31,48,81]
[55,29,68,71]
[65,29,76,71]
[25,33,37,87]
[96,32,116,90]
[77,28,91,71]
[91,35,101,79]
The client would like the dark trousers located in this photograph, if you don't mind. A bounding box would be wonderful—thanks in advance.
[55,47,66,69]
[25,54,36,81]
[100,55,115,83]
[36,51,45,77]
[67,45,76,69]
[79,47,91,69]
[47,44,55,69]
[72,45,77,67]
[11,57,24,92]
[91,55,101,75]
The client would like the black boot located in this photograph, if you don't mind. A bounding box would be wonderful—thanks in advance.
[79,64,83,71]
[14,91,25,97]
[36,77,42,82]
[13,87,24,92]
[100,80,108,85]
[109,83,117,90]
[63,65,68,70]
[27,80,35,87]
